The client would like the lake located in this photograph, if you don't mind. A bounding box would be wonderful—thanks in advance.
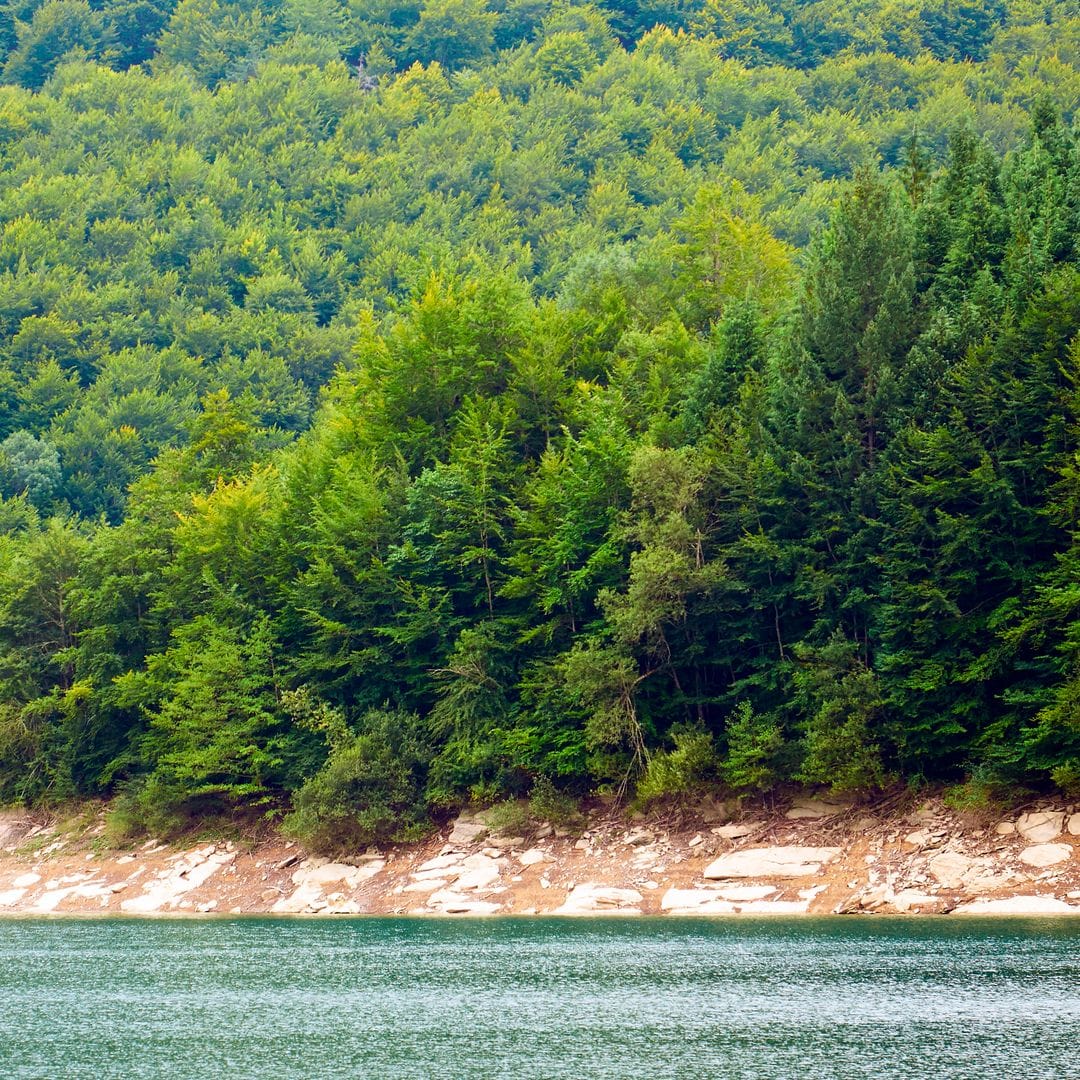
[1,916,1078,1078]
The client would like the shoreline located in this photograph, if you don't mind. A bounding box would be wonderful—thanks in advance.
[2,795,1078,920]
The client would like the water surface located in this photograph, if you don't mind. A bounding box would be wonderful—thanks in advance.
[1,916,1077,1078]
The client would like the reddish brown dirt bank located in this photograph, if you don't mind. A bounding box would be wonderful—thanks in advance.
[1,796,1078,918]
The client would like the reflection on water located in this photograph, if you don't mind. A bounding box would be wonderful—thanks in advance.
[1,916,1078,1079]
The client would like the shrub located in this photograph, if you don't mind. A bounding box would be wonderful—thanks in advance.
[283,707,434,855]
[528,773,583,828]
[635,724,715,806]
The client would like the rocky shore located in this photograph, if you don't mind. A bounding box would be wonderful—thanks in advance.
[1,795,1079,918]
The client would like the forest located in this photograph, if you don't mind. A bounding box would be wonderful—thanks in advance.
[0,0,1077,846]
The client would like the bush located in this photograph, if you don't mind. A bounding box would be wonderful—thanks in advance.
[635,724,716,806]
[528,774,583,829]
[484,798,531,836]
[283,706,434,855]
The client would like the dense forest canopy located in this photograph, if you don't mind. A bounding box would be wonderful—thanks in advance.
[0,0,1077,845]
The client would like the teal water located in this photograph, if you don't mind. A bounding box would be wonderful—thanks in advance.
[1,916,1078,1079]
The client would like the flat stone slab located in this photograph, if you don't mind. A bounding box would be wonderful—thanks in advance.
[710,824,760,839]
[661,888,731,912]
[714,885,777,901]
[703,847,841,879]
[661,888,807,915]
[952,896,1079,915]
[554,884,643,915]
[518,849,551,867]
[1019,843,1072,868]
[427,888,502,914]
[738,899,810,914]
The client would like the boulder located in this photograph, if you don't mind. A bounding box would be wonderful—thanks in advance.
[995,821,1016,835]
[903,830,932,850]
[1015,811,1065,843]
[448,815,488,846]
[890,890,945,914]
[927,851,974,889]
[1018,843,1072,868]
[703,846,841,879]
[518,849,550,867]
[1068,814,1080,836]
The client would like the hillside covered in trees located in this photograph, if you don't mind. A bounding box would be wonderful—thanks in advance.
[0,0,1077,845]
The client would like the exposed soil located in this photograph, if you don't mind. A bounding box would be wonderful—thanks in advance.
[1,793,1078,918]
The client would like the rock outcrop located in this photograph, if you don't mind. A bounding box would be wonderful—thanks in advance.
[703,847,841,879]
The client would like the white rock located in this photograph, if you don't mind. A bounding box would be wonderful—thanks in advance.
[891,889,944,914]
[688,834,704,848]
[661,888,732,912]
[927,851,974,889]
[455,864,501,891]
[0,888,26,907]
[448,816,487,846]
[417,853,464,873]
[703,846,841,879]
[1015,812,1065,844]
[412,866,460,882]
[294,862,357,886]
[715,885,777,901]
[554,884,642,915]
[1067,814,1080,836]
[402,879,447,893]
[952,896,1079,915]
[903,830,931,849]
[785,798,846,820]
[119,859,224,913]
[1018,843,1072,868]
[435,898,501,915]
[710,824,757,839]
[34,887,80,912]
[737,900,810,914]
[995,821,1016,835]
[518,849,550,867]
[414,855,462,872]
